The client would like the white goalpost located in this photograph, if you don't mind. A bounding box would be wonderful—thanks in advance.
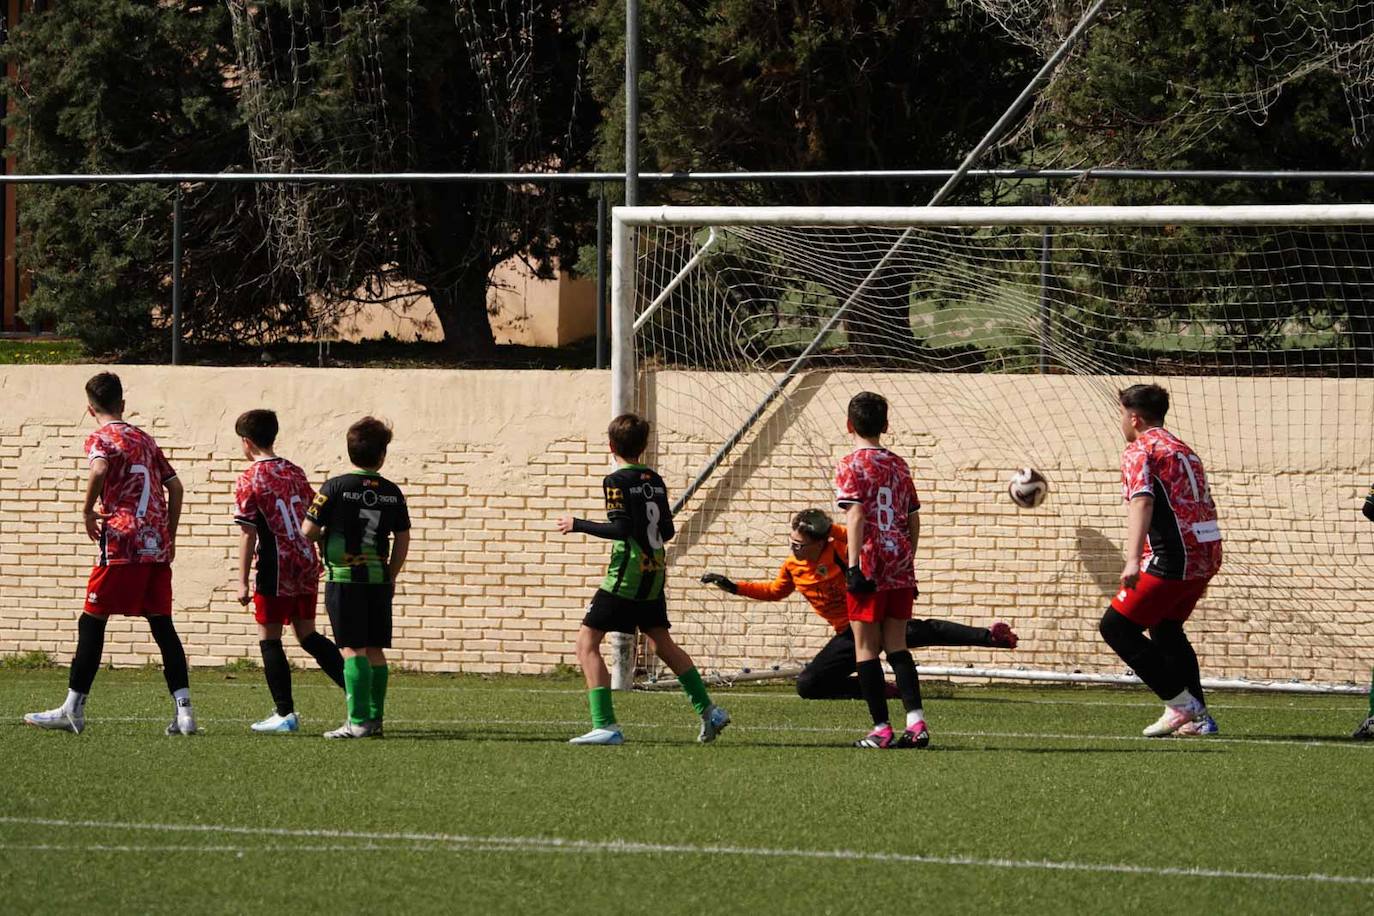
[610,204,1374,694]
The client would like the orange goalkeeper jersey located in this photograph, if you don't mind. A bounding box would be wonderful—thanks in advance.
[734,523,850,632]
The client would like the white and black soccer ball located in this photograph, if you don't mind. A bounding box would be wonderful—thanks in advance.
[1008,467,1049,509]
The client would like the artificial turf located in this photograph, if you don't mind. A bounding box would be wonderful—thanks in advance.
[2,669,1372,915]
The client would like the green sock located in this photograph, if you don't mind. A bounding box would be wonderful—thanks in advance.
[369,664,389,722]
[678,667,712,716]
[589,686,617,729]
[344,656,372,725]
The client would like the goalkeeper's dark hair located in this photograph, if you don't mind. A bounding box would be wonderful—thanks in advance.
[847,391,888,438]
[347,416,393,468]
[85,372,123,413]
[791,509,833,542]
[235,409,279,449]
[608,413,650,461]
[1119,384,1170,424]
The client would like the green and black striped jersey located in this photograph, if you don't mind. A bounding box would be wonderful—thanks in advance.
[578,464,674,601]
[305,470,411,584]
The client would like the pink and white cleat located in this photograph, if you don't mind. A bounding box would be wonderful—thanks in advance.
[1175,715,1219,737]
[854,724,895,748]
[1142,699,1207,737]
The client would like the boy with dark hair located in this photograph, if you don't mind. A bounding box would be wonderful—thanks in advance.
[25,372,197,735]
[556,413,730,745]
[1098,383,1222,737]
[302,416,411,739]
[833,391,927,748]
[233,408,346,734]
[702,508,1016,700]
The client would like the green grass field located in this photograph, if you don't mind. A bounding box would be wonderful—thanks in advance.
[2,669,1373,914]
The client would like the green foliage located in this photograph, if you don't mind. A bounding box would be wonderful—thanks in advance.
[0,338,85,364]
[0,650,56,669]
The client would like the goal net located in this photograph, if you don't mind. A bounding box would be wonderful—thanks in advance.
[611,205,1374,693]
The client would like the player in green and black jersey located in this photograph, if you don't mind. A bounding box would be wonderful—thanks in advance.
[303,416,411,739]
[556,413,730,746]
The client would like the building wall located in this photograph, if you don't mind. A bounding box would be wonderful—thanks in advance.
[1,365,1369,685]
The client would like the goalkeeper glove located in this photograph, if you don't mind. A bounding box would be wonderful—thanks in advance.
[845,565,877,594]
[700,573,737,594]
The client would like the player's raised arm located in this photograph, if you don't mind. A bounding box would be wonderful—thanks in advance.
[557,476,633,539]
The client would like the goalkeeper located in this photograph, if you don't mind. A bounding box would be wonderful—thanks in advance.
[701,509,1017,700]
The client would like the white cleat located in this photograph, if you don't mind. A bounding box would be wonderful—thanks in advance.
[24,706,83,734]
[166,714,198,736]
[698,704,731,743]
[1142,700,1206,738]
[251,712,300,734]
[323,720,375,739]
[569,725,624,745]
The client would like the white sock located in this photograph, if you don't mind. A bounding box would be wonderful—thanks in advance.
[906,709,925,728]
[64,690,87,714]
[1165,690,1199,710]
[173,688,192,716]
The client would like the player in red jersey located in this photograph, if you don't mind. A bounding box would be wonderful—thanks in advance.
[233,409,345,734]
[1098,384,1222,738]
[833,391,928,749]
[24,372,197,735]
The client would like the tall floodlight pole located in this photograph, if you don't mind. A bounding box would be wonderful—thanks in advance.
[609,0,642,689]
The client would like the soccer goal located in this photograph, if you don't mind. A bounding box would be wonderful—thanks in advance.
[609,204,1374,694]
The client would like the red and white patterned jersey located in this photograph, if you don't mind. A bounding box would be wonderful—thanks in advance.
[234,457,322,597]
[84,421,177,566]
[833,446,920,590]
[1121,427,1222,581]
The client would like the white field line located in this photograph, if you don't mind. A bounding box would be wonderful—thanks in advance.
[26,714,1374,751]
[31,681,1365,712]
[0,816,1370,888]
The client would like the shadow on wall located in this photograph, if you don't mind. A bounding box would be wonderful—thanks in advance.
[1076,527,1121,600]
[666,371,831,560]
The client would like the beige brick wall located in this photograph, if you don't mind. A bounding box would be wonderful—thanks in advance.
[1,366,1370,685]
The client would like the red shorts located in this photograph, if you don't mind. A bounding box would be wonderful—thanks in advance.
[1111,572,1211,628]
[84,563,172,617]
[847,587,916,624]
[253,592,318,626]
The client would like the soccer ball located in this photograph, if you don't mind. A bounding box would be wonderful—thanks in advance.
[1008,468,1048,509]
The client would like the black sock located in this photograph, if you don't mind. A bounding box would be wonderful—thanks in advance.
[887,650,922,713]
[69,613,108,695]
[301,632,346,689]
[1099,609,1184,702]
[148,615,190,695]
[856,658,890,727]
[1152,622,1205,707]
[259,639,294,717]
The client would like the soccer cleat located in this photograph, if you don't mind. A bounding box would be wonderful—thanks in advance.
[24,706,84,734]
[893,720,931,749]
[698,704,731,743]
[1352,716,1374,741]
[989,621,1019,649]
[854,724,894,748]
[1142,700,1206,738]
[165,714,198,736]
[365,720,384,738]
[323,720,375,739]
[569,725,624,745]
[1175,715,1219,737]
[250,712,300,734]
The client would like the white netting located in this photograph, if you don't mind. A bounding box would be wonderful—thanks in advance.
[962,0,1374,150]
[622,209,1374,688]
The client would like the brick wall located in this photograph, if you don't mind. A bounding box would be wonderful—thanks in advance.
[1,366,1369,685]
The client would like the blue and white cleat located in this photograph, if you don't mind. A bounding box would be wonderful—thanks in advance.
[24,706,83,734]
[1351,716,1374,741]
[569,725,624,745]
[698,704,731,743]
[251,712,300,734]
[1175,714,1219,737]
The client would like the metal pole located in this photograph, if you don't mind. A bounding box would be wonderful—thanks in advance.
[624,0,640,207]
[1039,222,1053,373]
[596,187,608,369]
[608,214,637,689]
[927,0,1108,208]
[171,186,183,365]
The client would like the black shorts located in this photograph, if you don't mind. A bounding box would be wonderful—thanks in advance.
[581,589,670,634]
[325,582,394,649]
